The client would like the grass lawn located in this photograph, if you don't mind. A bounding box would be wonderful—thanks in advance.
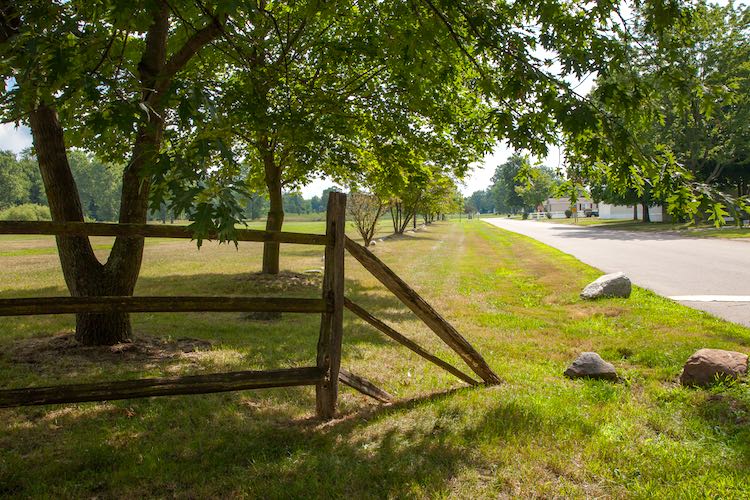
[1,219,749,497]
[545,217,750,238]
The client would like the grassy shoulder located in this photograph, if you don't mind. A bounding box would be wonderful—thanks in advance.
[1,220,748,497]
[544,217,750,238]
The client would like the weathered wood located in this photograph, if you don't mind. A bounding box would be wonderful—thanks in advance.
[0,296,328,316]
[0,367,322,408]
[344,298,479,386]
[345,237,501,385]
[316,192,347,419]
[0,221,328,245]
[338,368,392,403]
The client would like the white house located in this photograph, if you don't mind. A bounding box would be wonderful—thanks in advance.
[543,197,598,218]
[598,203,665,222]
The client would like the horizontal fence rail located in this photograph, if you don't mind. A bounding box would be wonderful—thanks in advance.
[0,296,328,316]
[0,221,328,246]
[0,367,323,408]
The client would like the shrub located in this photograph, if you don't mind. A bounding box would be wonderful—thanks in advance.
[0,204,52,221]
[521,212,529,220]
[545,212,552,219]
[564,209,572,218]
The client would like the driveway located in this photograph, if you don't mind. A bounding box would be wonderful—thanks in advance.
[483,218,750,327]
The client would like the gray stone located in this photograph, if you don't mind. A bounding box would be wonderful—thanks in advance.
[368,240,376,247]
[680,348,748,387]
[581,272,632,299]
[564,352,618,380]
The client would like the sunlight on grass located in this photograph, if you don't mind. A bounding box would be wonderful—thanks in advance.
[1,219,749,497]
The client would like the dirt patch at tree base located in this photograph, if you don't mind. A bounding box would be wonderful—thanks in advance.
[236,271,322,292]
[6,333,213,366]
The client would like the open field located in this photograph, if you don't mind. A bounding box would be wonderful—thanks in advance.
[1,220,749,497]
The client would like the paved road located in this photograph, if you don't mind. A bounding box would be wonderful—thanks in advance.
[483,218,750,327]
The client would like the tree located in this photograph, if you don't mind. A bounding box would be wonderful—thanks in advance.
[68,151,123,222]
[220,1,492,274]
[1,1,228,345]
[490,155,526,214]
[0,150,28,209]
[466,191,490,214]
[1,0,695,344]
[347,191,387,247]
[565,2,750,225]
[515,166,558,213]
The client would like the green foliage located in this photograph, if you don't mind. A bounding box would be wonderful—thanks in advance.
[567,2,750,225]
[465,190,495,214]
[0,203,51,221]
[68,151,123,221]
[513,157,561,211]
[489,154,526,214]
[0,150,29,209]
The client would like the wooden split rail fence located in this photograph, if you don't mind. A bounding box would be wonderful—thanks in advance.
[0,193,499,419]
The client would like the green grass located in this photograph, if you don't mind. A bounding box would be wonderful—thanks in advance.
[545,217,750,238]
[1,220,749,497]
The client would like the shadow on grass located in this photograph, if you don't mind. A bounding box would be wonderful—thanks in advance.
[0,384,583,497]
[692,389,750,462]
[0,270,442,390]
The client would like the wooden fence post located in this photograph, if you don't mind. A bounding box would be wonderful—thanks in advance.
[316,192,346,419]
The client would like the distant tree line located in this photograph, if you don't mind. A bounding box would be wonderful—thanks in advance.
[0,149,122,221]
[465,154,561,215]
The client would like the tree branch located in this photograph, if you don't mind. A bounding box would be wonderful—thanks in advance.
[159,14,226,89]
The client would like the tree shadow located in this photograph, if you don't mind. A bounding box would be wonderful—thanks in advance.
[690,388,750,462]
[0,269,444,392]
[0,384,587,497]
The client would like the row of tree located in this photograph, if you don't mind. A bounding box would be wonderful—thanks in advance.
[565,2,750,224]
[0,149,122,221]
[466,155,561,215]
[1,0,707,345]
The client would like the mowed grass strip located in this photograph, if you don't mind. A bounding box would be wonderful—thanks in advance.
[0,220,748,498]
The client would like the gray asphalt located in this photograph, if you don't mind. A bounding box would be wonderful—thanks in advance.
[483,218,750,327]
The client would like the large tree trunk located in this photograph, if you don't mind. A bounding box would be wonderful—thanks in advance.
[26,4,170,345]
[262,146,284,275]
[20,4,224,345]
[29,104,135,345]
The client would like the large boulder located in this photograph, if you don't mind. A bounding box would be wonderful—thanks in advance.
[564,352,618,380]
[581,272,632,299]
[680,348,748,387]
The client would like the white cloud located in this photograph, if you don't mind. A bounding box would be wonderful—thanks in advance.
[0,123,33,154]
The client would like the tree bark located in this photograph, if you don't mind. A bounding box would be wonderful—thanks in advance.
[20,3,224,345]
[29,104,134,345]
[261,143,284,275]
[641,201,651,223]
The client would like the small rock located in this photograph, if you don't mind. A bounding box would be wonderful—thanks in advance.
[581,272,631,299]
[680,348,748,387]
[564,352,618,380]
[369,240,376,246]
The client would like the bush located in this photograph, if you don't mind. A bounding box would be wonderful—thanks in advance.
[521,212,529,220]
[564,209,572,218]
[0,203,52,221]
[545,212,552,219]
